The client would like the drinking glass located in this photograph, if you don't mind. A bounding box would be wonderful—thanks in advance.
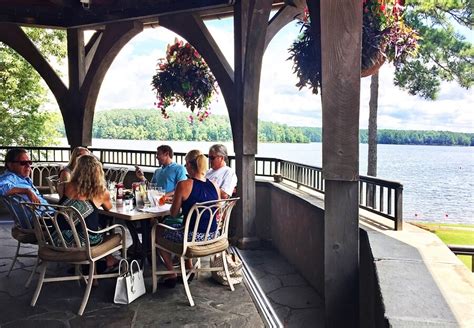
[155,187,165,206]
[107,181,116,203]
[147,188,157,207]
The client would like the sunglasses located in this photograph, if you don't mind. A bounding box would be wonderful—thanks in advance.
[11,160,33,166]
[209,156,219,161]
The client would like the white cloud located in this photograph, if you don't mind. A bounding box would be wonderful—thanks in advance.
[45,19,472,133]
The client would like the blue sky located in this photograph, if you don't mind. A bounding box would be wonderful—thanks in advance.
[76,17,473,133]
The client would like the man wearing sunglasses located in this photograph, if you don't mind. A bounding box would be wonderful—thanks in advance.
[205,144,237,199]
[0,148,48,205]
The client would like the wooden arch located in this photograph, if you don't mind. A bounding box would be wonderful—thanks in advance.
[0,22,143,147]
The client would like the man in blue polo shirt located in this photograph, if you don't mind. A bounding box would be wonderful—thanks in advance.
[0,148,49,227]
[0,148,48,205]
[134,145,186,258]
[135,145,187,196]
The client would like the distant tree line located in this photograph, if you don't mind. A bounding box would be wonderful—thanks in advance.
[90,109,310,143]
[55,109,473,146]
[359,129,473,146]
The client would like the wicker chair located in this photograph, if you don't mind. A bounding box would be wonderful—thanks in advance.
[104,166,129,184]
[24,202,127,315]
[151,197,239,306]
[0,195,39,288]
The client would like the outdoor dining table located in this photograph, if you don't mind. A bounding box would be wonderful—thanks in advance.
[42,193,171,264]
[99,204,171,264]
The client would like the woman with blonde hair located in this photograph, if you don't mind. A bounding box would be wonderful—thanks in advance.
[158,149,220,287]
[58,146,90,196]
[56,155,116,268]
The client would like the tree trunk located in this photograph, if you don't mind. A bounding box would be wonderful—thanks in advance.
[367,72,379,207]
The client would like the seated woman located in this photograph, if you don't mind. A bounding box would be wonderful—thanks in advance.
[55,154,117,269]
[158,149,220,287]
[58,146,90,196]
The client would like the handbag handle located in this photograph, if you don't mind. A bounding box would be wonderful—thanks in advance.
[130,259,141,275]
[118,258,129,276]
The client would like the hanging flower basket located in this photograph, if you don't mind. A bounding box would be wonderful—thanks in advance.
[151,39,218,121]
[361,45,386,78]
[289,0,419,93]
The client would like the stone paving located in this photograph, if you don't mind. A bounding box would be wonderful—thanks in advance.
[0,212,324,328]
[0,222,263,328]
[239,249,324,328]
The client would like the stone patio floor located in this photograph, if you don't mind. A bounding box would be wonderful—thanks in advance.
[0,219,323,327]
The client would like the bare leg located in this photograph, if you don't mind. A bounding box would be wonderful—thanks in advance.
[158,249,177,279]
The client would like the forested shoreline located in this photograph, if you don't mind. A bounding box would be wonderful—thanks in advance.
[62,109,472,146]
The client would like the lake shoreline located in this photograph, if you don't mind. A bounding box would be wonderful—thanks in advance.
[57,138,474,225]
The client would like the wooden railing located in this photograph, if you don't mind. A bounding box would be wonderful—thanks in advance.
[0,146,403,230]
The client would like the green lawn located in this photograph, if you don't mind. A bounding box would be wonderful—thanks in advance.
[413,222,473,271]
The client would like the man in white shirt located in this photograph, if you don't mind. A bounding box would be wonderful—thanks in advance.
[205,144,237,199]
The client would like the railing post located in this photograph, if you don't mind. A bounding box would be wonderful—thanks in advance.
[395,186,403,230]
[296,165,302,189]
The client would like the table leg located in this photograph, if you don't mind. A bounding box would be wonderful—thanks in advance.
[141,220,152,255]
[125,221,146,264]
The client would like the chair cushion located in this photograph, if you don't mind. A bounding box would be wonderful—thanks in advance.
[11,226,37,244]
[38,233,122,262]
[157,237,229,258]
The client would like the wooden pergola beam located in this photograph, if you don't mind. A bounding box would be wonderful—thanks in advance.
[158,14,236,119]
[0,23,68,107]
[315,0,361,325]
[264,0,306,51]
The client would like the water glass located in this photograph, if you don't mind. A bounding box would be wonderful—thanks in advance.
[107,181,116,203]
[147,189,158,207]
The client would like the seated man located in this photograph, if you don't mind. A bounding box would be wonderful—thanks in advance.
[0,148,48,204]
[0,148,49,227]
[205,144,237,199]
[133,145,187,257]
[135,145,187,197]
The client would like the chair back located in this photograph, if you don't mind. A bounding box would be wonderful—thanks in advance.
[29,163,61,191]
[23,203,94,258]
[0,195,35,230]
[182,198,239,250]
[104,166,129,184]
[45,174,60,193]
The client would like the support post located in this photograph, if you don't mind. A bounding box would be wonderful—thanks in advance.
[232,0,273,248]
[317,0,362,326]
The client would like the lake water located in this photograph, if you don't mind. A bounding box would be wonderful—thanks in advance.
[61,139,474,224]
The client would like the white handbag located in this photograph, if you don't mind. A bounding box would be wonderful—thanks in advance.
[113,259,146,304]
[210,251,243,286]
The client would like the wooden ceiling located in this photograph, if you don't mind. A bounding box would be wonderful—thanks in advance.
[0,0,237,29]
